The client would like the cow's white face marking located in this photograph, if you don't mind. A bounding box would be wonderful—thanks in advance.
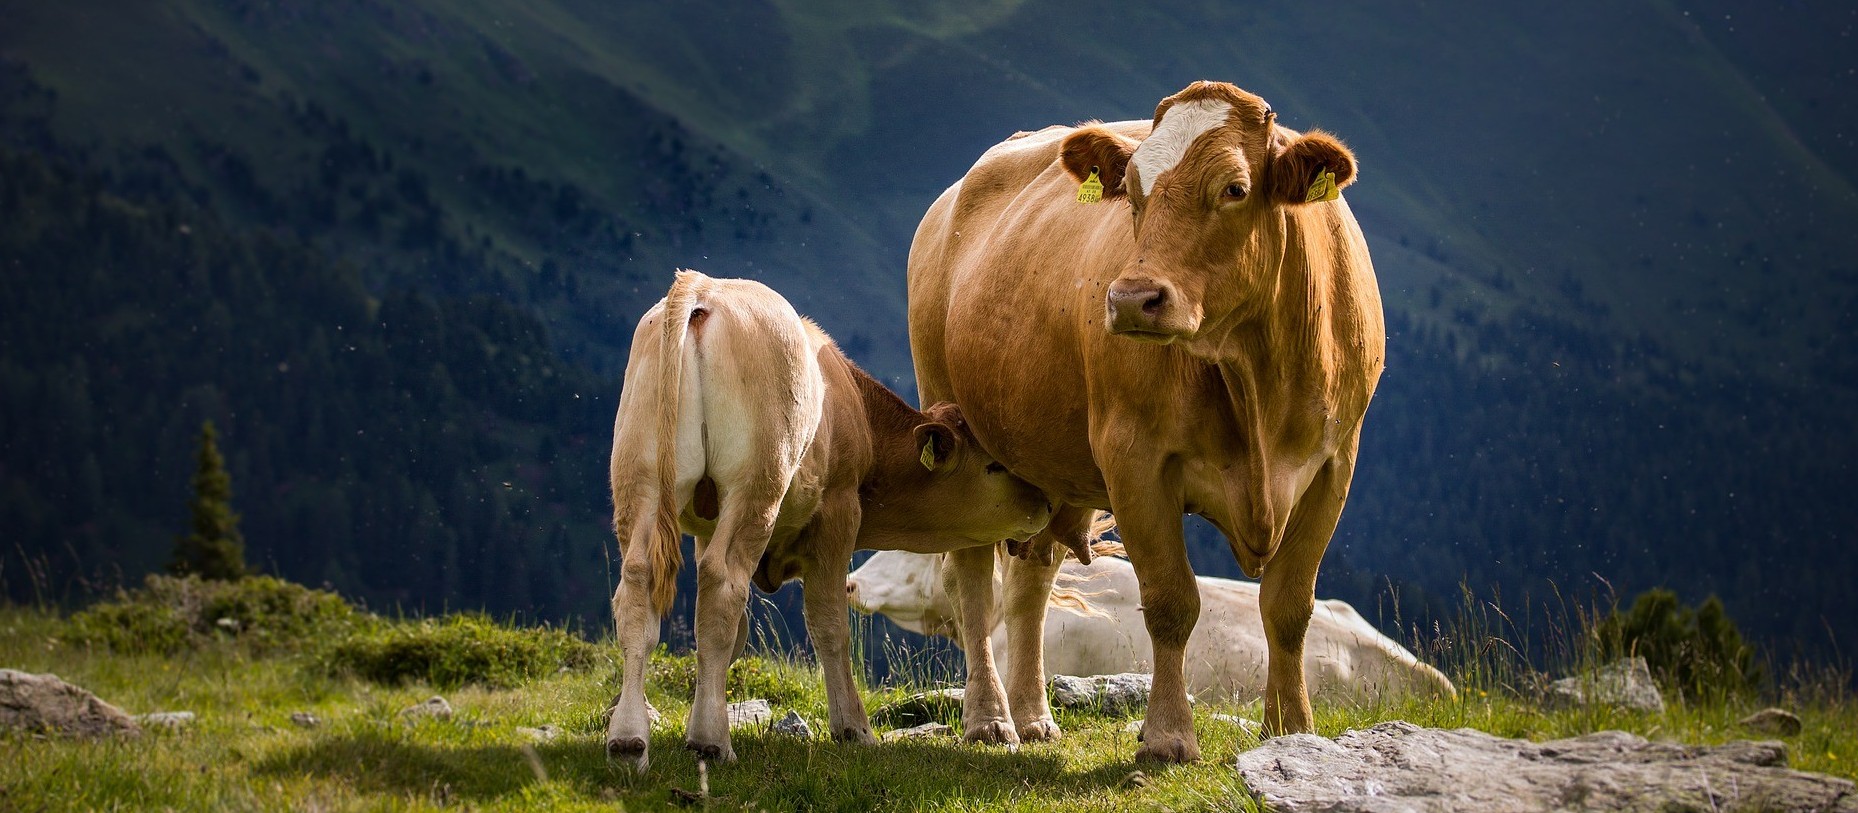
[1130,98,1232,197]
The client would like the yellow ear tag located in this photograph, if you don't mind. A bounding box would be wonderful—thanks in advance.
[920,439,938,471]
[1076,169,1104,204]
[1305,168,1339,203]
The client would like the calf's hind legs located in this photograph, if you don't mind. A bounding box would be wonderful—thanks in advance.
[606,501,666,771]
[685,499,780,762]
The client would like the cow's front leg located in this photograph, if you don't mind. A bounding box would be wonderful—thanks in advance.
[1108,473,1201,764]
[800,492,875,743]
[1259,461,1348,736]
[1001,505,1090,742]
[945,545,1017,746]
[685,501,778,762]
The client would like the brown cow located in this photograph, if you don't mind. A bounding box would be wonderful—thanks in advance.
[606,270,1051,769]
[908,81,1385,761]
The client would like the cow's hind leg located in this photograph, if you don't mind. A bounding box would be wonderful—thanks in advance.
[606,499,666,771]
[800,489,874,743]
[1002,505,1089,742]
[685,497,780,762]
[946,545,1018,747]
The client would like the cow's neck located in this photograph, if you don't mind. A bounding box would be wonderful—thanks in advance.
[842,358,932,532]
[1198,216,1349,575]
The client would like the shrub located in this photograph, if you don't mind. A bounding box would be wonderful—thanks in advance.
[1595,588,1763,699]
[68,574,363,655]
[647,648,812,705]
[323,613,594,689]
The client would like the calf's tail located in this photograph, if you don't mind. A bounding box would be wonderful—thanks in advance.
[646,269,700,615]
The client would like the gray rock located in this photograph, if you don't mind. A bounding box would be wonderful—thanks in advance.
[289,711,321,729]
[1740,707,1804,737]
[1546,657,1665,713]
[0,669,141,738]
[1234,720,1857,813]
[882,722,953,741]
[136,711,195,730]
[1049,673,1165,716]
[726,699,772,728]
[771,710,813,738]
[516,724,561,742]
[1124,714,1259,738]
[871,688,964,727]
[400,695,453,721]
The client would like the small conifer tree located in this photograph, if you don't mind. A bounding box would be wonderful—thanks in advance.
[169,420,247,580]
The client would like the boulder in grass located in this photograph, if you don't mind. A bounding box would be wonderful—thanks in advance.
[136,711,195,731]
[882,722,953,741]
[726,699,772,728]
[1546,657,1665,713]
[0,669,141,738]
[771,710,813,738]
[1739,708,1804,738]
[1234,720,1856,813]
[400,695,454,721]
[1049,673,1177,716]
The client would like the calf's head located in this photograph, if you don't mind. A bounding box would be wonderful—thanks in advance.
[862,402,1052,543]
[1061,81,1357,346]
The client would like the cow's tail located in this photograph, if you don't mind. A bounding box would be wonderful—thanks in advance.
[646,269,700,616]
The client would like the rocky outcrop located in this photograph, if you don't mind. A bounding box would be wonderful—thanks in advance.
[1049,673,1171,716]
[0,669,141,738]
[771,710,813,738]
[1740,707,1804,737]
[1234,721,1855,812]
[726,699,772,728]
[881,722,953,741]
[400,695,454,721]
[1545,657,1665,713]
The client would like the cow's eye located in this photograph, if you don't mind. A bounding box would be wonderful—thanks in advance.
[985,462,1007,474]
[1223,183,1247,200]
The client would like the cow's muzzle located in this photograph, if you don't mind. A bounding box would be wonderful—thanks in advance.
[1106,278,1193,339]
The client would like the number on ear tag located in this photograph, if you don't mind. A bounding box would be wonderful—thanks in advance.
[920,439,937,471]
[1077,169,1104,204]
[1305,168,1338,203]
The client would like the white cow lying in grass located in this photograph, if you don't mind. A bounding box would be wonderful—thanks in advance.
[847,547,1455,703]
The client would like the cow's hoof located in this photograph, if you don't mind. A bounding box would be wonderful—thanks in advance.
[686,740,737,763]
[1134,734,1202,764]
[1018,718,1062,743]
[833,726,877,745]
[606,736,649,772]
[963,719,1020,747]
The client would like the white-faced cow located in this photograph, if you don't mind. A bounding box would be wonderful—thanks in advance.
[847,549,1454,703]
[606,270,1051,769]
[908,80,1384,761]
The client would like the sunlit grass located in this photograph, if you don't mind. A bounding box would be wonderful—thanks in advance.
[3,596,1853,812]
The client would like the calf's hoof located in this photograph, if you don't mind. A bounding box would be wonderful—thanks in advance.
[1018,718,1062,743]
[686,740,737,763]
[963,718,1020,747]
[606,736,649,772]
[833,726,877,745]
[1134,734,1202,764]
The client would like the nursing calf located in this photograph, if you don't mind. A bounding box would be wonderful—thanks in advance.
[848,549,1454,703]
[605,270,1050,769]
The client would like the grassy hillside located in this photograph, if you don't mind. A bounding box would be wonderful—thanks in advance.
[2,582,1854,811]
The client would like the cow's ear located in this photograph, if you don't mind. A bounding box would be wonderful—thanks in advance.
[1060,125,1137,201]
[912,422,957,472]
[1269,129,1357,205]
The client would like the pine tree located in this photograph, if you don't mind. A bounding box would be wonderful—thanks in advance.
[169,420,247,580]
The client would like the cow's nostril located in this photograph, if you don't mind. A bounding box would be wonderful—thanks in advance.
[845,581,857,597]
[1141,287,1166,315]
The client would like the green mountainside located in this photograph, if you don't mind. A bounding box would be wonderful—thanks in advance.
[3,1,1855,657]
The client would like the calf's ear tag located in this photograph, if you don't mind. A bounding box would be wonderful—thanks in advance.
[920,439,938,471]
[1076,168,1105,204]
[1305,168,1339,203]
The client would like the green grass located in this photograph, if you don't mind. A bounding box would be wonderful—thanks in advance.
[3,599,1854,812]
